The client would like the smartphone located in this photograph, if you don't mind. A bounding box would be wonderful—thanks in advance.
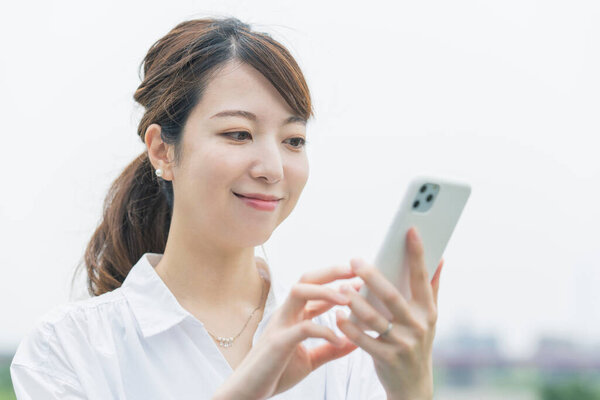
[348,176,471,330]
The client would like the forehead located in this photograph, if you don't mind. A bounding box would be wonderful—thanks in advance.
[193,60,296,121]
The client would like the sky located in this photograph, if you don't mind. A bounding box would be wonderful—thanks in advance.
[1,0,599,358]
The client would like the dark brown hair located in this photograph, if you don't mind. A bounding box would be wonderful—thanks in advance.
[72,17,313,297]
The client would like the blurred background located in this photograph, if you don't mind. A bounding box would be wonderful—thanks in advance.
[1,0,599,398]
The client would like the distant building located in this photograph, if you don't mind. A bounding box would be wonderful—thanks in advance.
[433,331,600,386]
[531,335,600,371]
[433,330,506,386]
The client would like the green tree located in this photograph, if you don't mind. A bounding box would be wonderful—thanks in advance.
[539,375,600,400]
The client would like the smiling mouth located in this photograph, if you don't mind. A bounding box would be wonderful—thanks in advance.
[233,192,282,202]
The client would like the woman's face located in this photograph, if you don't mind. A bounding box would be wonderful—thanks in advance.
[171,60,309,248]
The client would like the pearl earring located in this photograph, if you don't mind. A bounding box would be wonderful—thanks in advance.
[155,168,163,177]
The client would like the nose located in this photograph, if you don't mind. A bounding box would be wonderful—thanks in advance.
[250,137,284,184]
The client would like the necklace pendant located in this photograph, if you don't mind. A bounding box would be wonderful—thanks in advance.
[217,336,233,348]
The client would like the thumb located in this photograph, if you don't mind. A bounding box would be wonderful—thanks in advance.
[309,340,358,370]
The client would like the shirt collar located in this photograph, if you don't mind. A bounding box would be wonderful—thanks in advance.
[121,252,283,338]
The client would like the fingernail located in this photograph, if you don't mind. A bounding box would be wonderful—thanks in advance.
[336,309,347,320]
[410,227,421,244]
[350,258,363,271]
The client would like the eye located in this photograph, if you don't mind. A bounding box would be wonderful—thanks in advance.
[224,131,252,141]
[286,137,307,149]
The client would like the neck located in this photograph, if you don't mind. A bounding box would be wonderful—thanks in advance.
[154,216,268,316]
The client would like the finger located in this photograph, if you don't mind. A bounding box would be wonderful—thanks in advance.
[283,283,351,316]
[349,258,414,326]
[303,300,335,320]
[406,227,434,309]
[285,320,346,352]
[335,309,391,361]
[298,265,357,284]
[304,280,364,320]
[309,339,358,370]
[339,279,364,293]
[431,259,444,306]
[350,279,364,293]
[340,284,391,335]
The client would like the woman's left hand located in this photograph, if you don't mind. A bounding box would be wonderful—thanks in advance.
[335,226,444,400]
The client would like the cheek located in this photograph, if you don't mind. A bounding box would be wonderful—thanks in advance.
[193,144,242,183]
[286,156,309,196]
[203,153,236,183]
[178,150,236,206]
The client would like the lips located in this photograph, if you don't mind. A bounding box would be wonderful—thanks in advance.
[233,192,282,201]
[234,192,281,211]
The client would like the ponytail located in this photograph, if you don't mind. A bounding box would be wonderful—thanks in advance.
[75,151,172,296]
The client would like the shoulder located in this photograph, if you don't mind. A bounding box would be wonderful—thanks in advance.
[43,288,127,324]
[11,288,129,374]
[30,288,129,340]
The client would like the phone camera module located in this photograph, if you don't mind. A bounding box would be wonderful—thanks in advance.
[413,182,439,213]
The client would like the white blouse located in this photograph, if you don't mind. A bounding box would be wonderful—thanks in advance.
[10,253,387,399]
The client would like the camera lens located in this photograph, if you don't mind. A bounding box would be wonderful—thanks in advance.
[420,185,427,193]
[427,194,433,202]
[413,200,420,208]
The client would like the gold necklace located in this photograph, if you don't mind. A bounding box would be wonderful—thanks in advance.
[205,275,267,348]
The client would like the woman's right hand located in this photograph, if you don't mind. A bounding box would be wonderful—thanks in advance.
[212,265,363,400]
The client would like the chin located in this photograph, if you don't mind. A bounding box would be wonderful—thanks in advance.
[227,226,275,248]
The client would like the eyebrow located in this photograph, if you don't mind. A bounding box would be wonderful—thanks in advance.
[209,109,307,126]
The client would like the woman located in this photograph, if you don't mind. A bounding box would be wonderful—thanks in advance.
[10,17,443,399]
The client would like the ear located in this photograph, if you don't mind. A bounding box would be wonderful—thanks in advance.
[145,124,175,181]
